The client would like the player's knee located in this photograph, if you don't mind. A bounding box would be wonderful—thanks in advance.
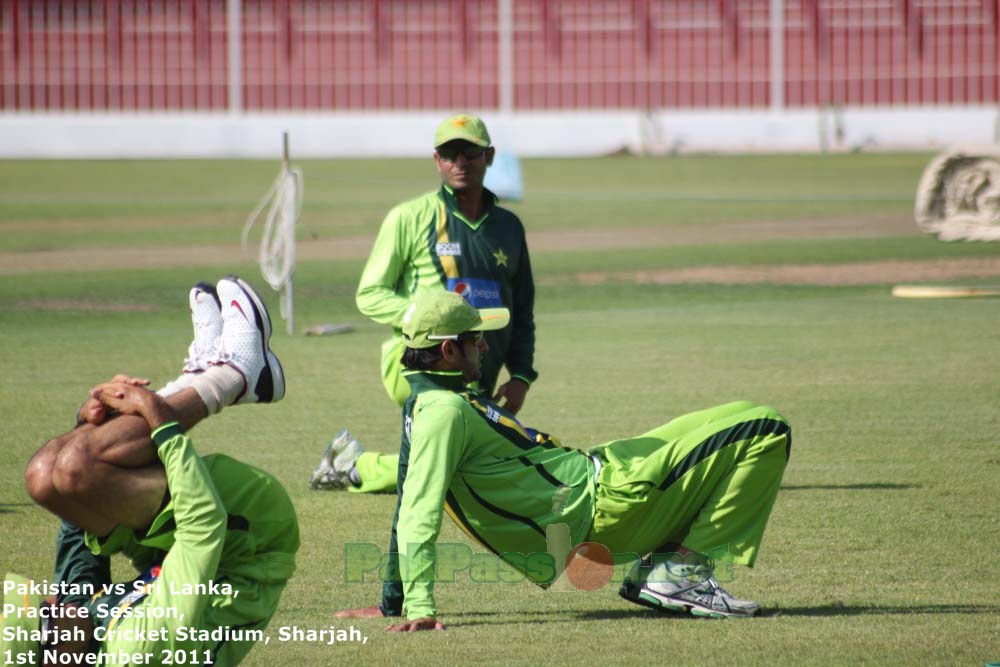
[737,403,789,428]
[723,400,759,414]
[732,404,792,462]
[757,406,792,461]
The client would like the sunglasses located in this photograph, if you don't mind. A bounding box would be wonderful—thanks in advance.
[459,331,484,345]
[436,145,488,162]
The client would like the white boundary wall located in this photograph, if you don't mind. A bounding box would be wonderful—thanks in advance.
[0,108,997,158]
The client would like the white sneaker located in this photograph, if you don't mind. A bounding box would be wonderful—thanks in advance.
[619,556,760,618]
[309,429,364,490]
[216,276,285,404]
[182,282,223,373]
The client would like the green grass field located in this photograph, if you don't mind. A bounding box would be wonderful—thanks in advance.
[2,153,999,666]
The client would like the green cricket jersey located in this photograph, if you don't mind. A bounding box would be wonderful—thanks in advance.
[356,185,538,393]
[395,371,596,621]
[64,424,297,666]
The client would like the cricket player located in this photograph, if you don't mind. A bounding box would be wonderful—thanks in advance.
[309,115,539,509]
[336,291,791,629]
[3,277,298,665]
[355,113,538,413]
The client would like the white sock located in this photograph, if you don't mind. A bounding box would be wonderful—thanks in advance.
[185,365,245,415]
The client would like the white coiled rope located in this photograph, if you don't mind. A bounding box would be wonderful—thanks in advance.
[242,134,302,335]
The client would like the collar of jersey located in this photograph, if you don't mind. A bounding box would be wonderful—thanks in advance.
[403,369,467,394]
[439,184,497,230]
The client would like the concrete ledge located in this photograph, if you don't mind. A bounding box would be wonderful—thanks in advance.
[0,108,997,158]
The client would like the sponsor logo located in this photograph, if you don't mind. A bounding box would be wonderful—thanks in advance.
[436,242,462,256]
[447,277,503,308]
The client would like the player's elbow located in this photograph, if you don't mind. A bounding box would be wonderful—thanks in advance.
[355,288,376,317]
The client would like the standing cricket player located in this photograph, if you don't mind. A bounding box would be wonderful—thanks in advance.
[354,113,538,412]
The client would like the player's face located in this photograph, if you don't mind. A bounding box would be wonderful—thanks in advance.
[434,141,494,194]
[454,331,488,383]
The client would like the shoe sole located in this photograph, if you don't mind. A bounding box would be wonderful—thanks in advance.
[226,275,285,403]
[620,585,757,619]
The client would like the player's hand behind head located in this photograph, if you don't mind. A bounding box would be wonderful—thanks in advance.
[90,381,157,416]
[109,374,151,387]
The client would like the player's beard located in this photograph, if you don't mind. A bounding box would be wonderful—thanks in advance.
[459,346,483,383]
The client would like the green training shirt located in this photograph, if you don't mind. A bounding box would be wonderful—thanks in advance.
[73,424,297,666]
[356,185,538,391]
[395,371,596,621]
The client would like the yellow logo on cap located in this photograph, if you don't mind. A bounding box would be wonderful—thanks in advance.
[454,117,467,128]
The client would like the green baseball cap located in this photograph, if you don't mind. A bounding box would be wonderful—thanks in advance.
[434,114,491,148]
[402,291,509,349]
[1,573,42,666]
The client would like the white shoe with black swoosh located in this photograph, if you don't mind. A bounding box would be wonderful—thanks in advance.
[216,276,285,404]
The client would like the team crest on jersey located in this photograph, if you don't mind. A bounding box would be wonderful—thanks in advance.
[436,242,462,256]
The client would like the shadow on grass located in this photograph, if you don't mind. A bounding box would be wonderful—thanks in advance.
[0,503,33,514]
[573,608,703,621]
[450,603,1000,626]
[763,603,1000,617]
[780,483,919,491]
[450,609,712,626]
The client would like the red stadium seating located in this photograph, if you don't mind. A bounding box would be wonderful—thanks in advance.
[1,0,997,112]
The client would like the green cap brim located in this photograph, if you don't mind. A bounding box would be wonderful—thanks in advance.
[470,308,510,332]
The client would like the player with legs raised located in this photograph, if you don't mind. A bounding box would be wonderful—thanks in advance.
[3,277,296,666]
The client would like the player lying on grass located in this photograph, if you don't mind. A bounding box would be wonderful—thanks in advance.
[3,277,297,666]
[334,291,791,629]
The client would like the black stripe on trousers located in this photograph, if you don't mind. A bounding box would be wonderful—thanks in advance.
[657,418,791,492]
